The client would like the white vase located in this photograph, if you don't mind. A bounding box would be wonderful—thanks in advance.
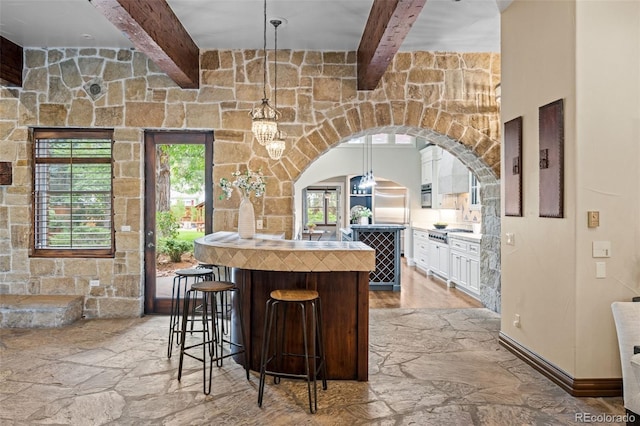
[359,216,369,225]
[238,196,256,239]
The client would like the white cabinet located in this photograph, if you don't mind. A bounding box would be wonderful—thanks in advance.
[420,146,436,185]
[438,150,470,194]
[448,236,480,298]
[420,145,443,186]
[428,239,449,279]
[412,229,429,272]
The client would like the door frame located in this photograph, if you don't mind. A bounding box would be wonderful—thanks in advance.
[143,130,214,314]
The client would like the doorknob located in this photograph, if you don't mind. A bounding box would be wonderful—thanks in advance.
[147,231,154,236]
[147,242,155,248]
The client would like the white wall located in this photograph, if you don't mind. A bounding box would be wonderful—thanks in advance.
[501,0,640,379]
[294,143,421,236]
[574,1,640,377]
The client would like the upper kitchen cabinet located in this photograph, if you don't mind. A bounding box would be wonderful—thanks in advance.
[438,150,469,195]
[420,146,438,185]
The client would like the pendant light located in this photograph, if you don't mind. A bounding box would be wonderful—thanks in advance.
[368,135,377,187]
[265,19,286,160]
[358,137,366,189]
[249,0,280,146]
[359,136,376,189]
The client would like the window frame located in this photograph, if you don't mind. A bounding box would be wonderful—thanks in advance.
[304,187,338,226]
[469,173,481,211]
[31,128,115,258]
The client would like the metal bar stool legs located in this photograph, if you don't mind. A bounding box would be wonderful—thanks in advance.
[177,280,250,394]
[258,289,328,414]
[167,268,213,359]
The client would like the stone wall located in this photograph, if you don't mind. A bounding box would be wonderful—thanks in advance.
[0,47,501,317]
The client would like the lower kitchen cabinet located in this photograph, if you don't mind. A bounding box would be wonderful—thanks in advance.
[412,229,430,273]
[448,236,480,297]
[428,240,449,279]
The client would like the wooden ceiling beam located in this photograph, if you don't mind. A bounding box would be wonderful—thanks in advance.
[90,0,199,89]
[0,36,24,87]
[357,0,426,91]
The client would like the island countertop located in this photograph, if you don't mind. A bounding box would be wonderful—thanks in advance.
[194,231,375,272]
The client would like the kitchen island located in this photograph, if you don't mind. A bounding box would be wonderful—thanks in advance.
[340,224,405,291]
[194,231,375,381]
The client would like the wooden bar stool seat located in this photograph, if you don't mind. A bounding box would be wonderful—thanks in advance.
[258,288,328,413]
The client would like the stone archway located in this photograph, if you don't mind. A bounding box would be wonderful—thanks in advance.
[213,50,502,311]
[293,123,501,313]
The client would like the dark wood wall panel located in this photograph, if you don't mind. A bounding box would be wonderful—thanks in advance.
[539,99,565,218]
[504,116,523,217]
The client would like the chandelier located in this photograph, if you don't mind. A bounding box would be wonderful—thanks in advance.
[249,0,280,146]
[265,18,286,160]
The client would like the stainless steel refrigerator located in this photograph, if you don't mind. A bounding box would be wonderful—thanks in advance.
[373,181,409,254]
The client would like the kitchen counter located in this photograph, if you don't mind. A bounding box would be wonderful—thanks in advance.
[193,231,375,381]
[448,232,482,243]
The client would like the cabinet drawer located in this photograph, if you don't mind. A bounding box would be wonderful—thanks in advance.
[413,231,429,245]
[450,239,468,252]
[468,243,480,256]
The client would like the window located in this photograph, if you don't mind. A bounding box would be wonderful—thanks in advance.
[470,173,481,210]
[32,129,114,257]
[305,188,338,225]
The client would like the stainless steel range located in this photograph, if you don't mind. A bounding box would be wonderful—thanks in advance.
[428,228,472,244]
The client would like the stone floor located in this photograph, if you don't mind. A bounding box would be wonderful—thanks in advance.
[0,308,625,425]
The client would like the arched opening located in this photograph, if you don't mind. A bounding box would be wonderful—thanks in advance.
[294,126,501,312]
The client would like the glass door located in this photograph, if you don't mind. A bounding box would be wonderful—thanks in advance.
[143,131,213,314]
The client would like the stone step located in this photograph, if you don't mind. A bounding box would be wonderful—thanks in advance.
[0,295,83,328]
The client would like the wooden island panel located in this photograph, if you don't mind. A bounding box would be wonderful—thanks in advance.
[235,269,369,381]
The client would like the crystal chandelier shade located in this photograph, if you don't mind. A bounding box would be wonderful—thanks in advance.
[249,0,279,146]
[250,99,280,146]
[266,130,286,160]
[263,17,287,160]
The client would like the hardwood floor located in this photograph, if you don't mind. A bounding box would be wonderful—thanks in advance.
[369,258,483,309]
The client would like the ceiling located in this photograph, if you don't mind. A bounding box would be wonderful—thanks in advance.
[0,0,511,53]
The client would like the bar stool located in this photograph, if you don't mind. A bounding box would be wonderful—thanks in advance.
[167,267,213,358]
[258,289,328,414]
[177,280,250,394]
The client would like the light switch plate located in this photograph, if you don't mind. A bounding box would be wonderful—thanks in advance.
[587,211,599,228]
[592,241,611,258]
[596,262,606,278]
[505,233,515,246]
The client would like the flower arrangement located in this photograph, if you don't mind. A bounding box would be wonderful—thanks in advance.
[219,169,266,200]
[351,206,372,222]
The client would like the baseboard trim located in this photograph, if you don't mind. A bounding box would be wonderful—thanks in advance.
[498,332,622,397]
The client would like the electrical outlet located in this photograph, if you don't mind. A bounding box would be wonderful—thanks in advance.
[89,279,100,287]
[513,314,521,328]
[256,219,263,230]
[587,211,599,228]
[121,225,131,232]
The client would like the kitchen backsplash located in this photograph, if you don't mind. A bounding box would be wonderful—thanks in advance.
[455,192,481,223]
[413,192,481,225]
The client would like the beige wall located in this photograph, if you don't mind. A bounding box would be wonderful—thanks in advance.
[0,48,500,318]
[501,0,640,379]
